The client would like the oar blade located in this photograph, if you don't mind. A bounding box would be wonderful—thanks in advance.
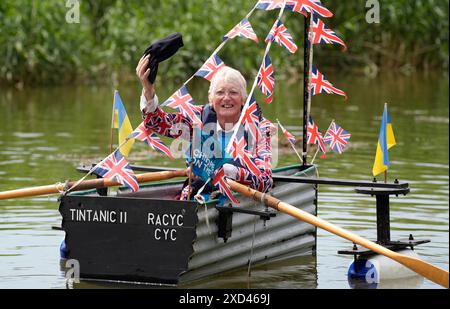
[395,254,449,289]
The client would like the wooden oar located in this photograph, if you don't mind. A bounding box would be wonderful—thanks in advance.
[227,179,449,289]
[0,170,187,200]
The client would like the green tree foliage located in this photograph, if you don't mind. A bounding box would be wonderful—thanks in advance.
[0,0,448,86]
[327,0,449,74]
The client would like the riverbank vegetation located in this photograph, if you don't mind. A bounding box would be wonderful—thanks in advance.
[1,0,448,87]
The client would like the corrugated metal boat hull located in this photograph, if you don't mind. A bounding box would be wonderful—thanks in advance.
[181,173,317,282]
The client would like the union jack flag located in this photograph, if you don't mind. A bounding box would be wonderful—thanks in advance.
[128,122,174,159]
[307,117,326,158]
[309,15,347,51]
[94,151,139,192]
[278,120,296,145]
[260,118,277,137]
[212,167,240,204]
[223,18,259,43]
[230,137,262,177]
[195,54,226,82]
[242,96,261,142]
[323,121,351,154]
[287,0,333,17]
[256,0,287,10]
[256,0,333,18]
[265,19,298,54]
[162,85,203,127]
[257,54,275,103]
[310,67,347,100]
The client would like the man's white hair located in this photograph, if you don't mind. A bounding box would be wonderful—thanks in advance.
[208,66,247,102]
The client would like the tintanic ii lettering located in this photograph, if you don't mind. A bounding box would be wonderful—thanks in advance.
[70,209,127,224]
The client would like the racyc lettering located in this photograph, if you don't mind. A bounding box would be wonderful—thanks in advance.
[147,212,184,242]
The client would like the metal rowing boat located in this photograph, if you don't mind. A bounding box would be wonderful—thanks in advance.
[58,164,318,285]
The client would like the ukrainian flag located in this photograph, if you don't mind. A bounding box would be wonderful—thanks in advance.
[113,91,134,157]
[372,103,396,176]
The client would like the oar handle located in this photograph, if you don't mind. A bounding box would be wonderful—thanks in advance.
[0,169,187,200]
[227,179,449,289]
[135,169,187,183]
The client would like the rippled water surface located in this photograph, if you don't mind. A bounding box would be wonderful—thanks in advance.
[0,73,448,289]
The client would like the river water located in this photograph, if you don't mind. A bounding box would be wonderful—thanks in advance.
[0,72,448,289]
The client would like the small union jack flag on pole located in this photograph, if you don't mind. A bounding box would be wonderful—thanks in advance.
[277,118,304,163]
[242,96,262,142]
[162,85,203,127]
[94,151,139,192]
[307,116,326,158]
[278,120,296,145]
[287,0,333,17]
[309,15,347,51]
[257,54,275,104]
[195,54,226,82]
[212,167,240,204]
[223,18,259,43]
[310,67,347,100]
[265,19,298,54]
[323,121,351,154]
[128,122,174,159]
[230,137,262,177]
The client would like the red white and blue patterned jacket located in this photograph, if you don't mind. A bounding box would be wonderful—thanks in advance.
[142,103,273,199]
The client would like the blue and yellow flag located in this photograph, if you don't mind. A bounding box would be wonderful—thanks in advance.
[372,103,396,176]
[113,91,134,157]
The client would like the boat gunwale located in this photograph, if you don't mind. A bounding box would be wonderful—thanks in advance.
[67,163,317,200]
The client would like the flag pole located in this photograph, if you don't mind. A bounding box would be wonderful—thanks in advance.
[302,14,314,166]
[290,141,304,164]
[109,90,117,153]
[384,103,388,184]
[187,126,197,200]
[311,148,319,164]
[276,119,303,164]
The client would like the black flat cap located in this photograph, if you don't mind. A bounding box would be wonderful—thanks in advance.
[143,33,184,84]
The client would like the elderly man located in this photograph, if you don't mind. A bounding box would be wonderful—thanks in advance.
[136,54,273,200]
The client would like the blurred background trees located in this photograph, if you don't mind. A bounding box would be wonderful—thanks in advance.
[0,0,448,86]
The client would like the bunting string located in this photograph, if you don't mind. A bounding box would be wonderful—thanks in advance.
[306,14,314,152]
[226,0,290,154]
[182,2,260,87]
